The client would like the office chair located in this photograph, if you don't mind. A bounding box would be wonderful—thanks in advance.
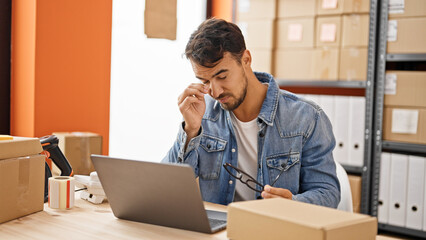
[335,161,354,212]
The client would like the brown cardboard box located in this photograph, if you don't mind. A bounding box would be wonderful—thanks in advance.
[0,154,45,223]
[389,0,426,18]
[238,20,275,50]
[348,175,362,213]
[0,137,42,160]
[276,18,315,49]
[339,47,368,81]
[317,0,370,15]
[383,107,426,144]
[387,17,426,53]
[313,47,340,80]
[144,0,177,40]
[384,71,426,108]
[316,16,342,48]
[227,198,377,240]
[236,0,277,21]
[274,49,315,79]
[53,132,102,175]
[341,14,369,47]
[278,0,316,18]
[250,49,274,73]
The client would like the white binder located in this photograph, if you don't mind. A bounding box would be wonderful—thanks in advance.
[378,152,391,224]
[405,155,425,230]
[319,95,335,129]
[348,96,365,167]
[304,94,320,106]
[333,96,350,165]
[388,153,409,227]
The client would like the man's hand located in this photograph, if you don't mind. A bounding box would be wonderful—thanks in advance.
[178,83,209,140]
[261,185,292,200]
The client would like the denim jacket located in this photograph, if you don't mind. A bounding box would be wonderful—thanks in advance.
[162,72,340,208]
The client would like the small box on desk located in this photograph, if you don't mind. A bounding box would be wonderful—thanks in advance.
[227,198,377,240]
[0,154,45,224]
[53,132,102,175]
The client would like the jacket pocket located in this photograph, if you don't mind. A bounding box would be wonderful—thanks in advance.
[198,135,227,180]
[266,152,300,186]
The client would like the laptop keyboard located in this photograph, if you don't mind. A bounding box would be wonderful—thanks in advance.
[208,218,227,230]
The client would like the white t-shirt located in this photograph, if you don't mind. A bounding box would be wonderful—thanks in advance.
[230,112,259,201]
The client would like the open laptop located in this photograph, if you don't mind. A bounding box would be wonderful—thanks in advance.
[91,155,227,233]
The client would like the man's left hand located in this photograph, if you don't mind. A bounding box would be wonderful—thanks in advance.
[261,185,292,200]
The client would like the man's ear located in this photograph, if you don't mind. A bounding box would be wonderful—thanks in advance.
[241,50,251,67]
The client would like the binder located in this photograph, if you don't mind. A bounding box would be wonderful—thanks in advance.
[405,155,425,230]
[378,152,391,224]
[304,94,320,105]
[348,97,365,167]
[333,96,350,165]
[388,153,409,227]
[319,95,335,129]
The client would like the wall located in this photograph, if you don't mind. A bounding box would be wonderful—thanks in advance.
[109,0,206,161]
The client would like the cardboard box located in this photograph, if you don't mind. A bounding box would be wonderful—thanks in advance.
[0,137,42,160]
[0,154,45,223]
[348,175,362,213]
[383,107,426,144]
[144,0,177,40]
[316,16,342,48]
[276,18,315,49]
[387,17,426,53]
[238,20,275,50]
[237,0,277,21]
[316,0,370,15]
[339,47,368,81]
[53,132,102,175]
[227,198,377,240]
[274,49,315,79]
[341,14,369,47]
[384,71,426,108]
[389,0,426,18]
[278,0,316,18]
[250,49,274,73]
[313,47,340,80]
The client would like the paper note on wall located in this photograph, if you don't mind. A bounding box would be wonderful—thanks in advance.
[287,24,303,42]
[322,0,338,9]
[320,24,337,42]
[385,73,397,95]
[144,0,177,40]
[387,20,398,42]
[391,109,419,134]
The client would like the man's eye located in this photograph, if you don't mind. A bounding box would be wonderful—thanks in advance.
[217,76,226,80]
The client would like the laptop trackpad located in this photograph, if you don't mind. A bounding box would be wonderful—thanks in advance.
[206,210,227,232]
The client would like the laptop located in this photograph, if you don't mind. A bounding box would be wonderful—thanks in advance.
[91,155,227,233]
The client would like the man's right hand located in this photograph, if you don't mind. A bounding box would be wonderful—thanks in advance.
[178,83,209,140]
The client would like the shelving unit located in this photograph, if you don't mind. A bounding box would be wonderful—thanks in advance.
[371,0,426,238]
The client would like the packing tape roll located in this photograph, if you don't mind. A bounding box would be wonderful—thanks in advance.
[48,176,75,209]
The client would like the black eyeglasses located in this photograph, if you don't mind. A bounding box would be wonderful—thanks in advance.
[223,159,288,193]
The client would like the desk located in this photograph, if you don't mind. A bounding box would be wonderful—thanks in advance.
[0,194,404,240]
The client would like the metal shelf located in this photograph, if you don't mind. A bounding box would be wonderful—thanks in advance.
[341,164,363,175]
[382,141,426,155]
[386,53,426,62]
[379,223,426,239]
[276,80,367,88]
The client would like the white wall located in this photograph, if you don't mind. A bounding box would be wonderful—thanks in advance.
[109,0,206,161]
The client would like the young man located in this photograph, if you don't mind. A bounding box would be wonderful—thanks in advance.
[162,18,340,208]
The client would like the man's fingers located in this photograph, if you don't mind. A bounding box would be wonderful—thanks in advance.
[262,185,292,199]
[178,95,204,112]
[178,86,206,105]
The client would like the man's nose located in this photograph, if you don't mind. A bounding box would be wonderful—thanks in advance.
[209,82,223,99]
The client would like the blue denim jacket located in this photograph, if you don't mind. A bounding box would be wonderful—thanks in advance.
[162,72,340,208]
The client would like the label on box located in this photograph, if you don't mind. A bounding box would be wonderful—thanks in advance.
[391,109,419,134]
[238,0,251,13]
[385,73,397,95]
[387,20,397,42]
[320,24,337,42]
[287,24,303,42]
[322,0,338,9]
[389,0,405,14]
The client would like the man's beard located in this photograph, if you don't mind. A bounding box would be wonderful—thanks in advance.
[218,73,248,111]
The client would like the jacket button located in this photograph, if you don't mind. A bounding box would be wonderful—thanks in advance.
[259,132,264,138]
[229,180,233,185]
[231,148,236,153]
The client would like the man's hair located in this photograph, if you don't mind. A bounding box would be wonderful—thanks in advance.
[185,18,246,67]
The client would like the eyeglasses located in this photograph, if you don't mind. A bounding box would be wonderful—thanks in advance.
[223,160,288,193]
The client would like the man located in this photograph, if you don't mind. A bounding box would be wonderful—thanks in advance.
[163,18,340,208]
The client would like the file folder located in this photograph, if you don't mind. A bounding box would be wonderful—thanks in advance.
[406,155,425,230]
[348,97,365,167]
[319,95,335,129]
[378,152,391,224]
[333,96,350,165]
[388,153,409,227]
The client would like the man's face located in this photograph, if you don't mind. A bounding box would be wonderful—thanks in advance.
[191,52,248,111]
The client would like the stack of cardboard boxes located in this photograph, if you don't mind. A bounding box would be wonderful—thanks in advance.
[237,0,370,81]
[383,0,426,144]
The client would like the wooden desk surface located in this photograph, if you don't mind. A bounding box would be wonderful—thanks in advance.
[0,193,406,240]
